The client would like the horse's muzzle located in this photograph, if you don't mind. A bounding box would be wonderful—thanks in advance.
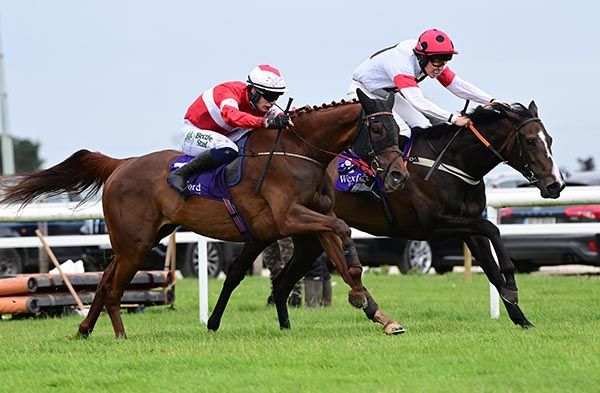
[385,170,408,192]
[540,181,565,199]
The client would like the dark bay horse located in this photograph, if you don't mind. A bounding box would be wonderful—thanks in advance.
[220,101,565,333]
[0,90,409,339]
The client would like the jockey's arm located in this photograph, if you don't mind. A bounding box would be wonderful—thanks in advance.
[436,67,495,104]
[399,85,458,124]
[220,101,263,129]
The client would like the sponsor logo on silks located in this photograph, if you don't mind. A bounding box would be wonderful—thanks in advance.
[195,133,214,142]
[194,132,214,148]
[184,131,194,143]
[339,174,362,184]
[187,183,204,194]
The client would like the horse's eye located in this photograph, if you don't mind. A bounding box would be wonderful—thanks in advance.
[526,139,535,146]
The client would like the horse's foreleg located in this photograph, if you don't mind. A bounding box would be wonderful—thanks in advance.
[316,230,368,308]
[476,220,519,301]
[271,236,323,330]
[466,236,534,328]
[207,240,270,332]
[435,217,519,302]
[273,204,366,305]
[273,204,403,333]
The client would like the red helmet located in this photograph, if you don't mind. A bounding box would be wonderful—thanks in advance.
[414,29,459,56]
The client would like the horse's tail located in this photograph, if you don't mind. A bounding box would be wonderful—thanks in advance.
[0,149,126,207]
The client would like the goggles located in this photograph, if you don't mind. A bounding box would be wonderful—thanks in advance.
[259,90,283,102]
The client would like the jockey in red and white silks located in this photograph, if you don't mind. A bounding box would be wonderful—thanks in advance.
[348,29,496,140]
[181,81,282,156]
[168,64,293,198]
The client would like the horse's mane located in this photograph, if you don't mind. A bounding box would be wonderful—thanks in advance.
[290,99,359,119]
[412,103,532,140]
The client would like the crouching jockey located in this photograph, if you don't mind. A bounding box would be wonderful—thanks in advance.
[348,29,498,151]
[168,64,294,198]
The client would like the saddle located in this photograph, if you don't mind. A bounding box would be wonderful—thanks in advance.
[168,136,249,200]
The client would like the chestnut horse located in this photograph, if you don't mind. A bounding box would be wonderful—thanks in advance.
[218,101,565,333]
[0,90,408,339]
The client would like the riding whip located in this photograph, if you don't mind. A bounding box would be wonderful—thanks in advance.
[254,97,294,195]
[424,100,470,182]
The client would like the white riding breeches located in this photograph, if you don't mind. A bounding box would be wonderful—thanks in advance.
[347,80,432,138]
[179,120,239,157]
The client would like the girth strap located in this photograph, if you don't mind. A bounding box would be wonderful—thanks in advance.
[408,156,481,185]
[222,198,254,241]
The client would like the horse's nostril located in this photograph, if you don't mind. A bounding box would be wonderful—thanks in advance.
[547,182,565,192]
[391,171,405,184]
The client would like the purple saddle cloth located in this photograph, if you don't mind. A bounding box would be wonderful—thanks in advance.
[169,157,230,200]
[168,135,247,200]
[335,151,369,192]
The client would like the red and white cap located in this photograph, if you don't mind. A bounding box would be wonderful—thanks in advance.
[247,64,288,92]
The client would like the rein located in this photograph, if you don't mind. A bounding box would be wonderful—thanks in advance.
[420,103,544,185]
[254,98,294,195]
[285,110,397,177]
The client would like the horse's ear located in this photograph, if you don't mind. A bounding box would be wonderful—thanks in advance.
[356,88,375,112]
[528,100,539,117]
[385,92,395,110]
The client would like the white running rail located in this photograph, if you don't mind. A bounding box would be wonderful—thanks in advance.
[1,185,599,323]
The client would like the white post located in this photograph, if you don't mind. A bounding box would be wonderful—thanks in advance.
[197,236,208,324]
[0,24,15,175]
[487,206,500,319]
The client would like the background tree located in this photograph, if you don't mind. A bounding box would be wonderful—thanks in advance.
[0,137,44,173]
[576,156,595,172]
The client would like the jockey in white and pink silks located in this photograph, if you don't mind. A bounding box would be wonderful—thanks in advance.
[168,64,293,198]
[348,28,498,149]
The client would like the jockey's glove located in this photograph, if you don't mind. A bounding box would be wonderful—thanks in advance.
[264,114,290,129]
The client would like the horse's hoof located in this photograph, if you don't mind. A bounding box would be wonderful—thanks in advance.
[76,329,90,339]
[348,291,367,309]
[383,323,406,335]
[280,321,291,330]
[521,321,535,329]
[207,321,220,332]
[500,287,519,304]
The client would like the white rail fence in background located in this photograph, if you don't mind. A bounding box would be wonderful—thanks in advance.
[487,186,600,318]
[1,185,600,323]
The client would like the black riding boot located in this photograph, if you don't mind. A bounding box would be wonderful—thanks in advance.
[398,135,410,154]
[167,150,219,198]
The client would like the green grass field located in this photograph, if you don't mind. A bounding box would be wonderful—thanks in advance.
[1,272,599,392]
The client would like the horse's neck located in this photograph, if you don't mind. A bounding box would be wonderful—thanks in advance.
[292,104,361,161]
[415,122,507,180]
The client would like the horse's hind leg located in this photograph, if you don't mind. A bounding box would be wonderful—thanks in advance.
[466,236,534,328]
[207,240,270,332]
[77,259,117,338]
[102,254,146,339]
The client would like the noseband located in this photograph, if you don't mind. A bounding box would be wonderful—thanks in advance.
[510,117,544,185]
[474,116,544,185]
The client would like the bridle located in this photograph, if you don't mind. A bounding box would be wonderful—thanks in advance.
[422,108,544,186]
[361,111,404,176]
[479,115,544,185]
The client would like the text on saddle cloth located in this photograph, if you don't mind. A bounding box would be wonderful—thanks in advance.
[336,150,380,193]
